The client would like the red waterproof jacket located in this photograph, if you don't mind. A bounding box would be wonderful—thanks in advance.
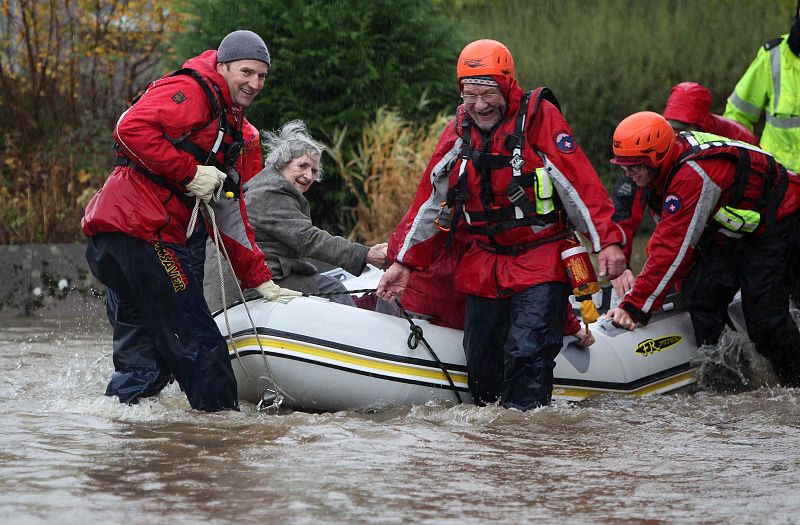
[82,50,270,289]
[388,82,624,298]
[620,133,800,322]
[615,83,760,263]
[396,226,584,333]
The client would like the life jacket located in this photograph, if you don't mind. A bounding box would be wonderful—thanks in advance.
[443,88,568,255]
[114,68,244,204]
[666,131,789,238]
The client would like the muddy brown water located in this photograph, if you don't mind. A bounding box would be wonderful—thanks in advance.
[1,306,799,525]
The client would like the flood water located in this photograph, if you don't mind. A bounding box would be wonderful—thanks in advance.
[2,303,800,525]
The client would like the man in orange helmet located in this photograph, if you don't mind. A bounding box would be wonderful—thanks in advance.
[606,112,800,386]
[377,39,626,410]
[610,82,759,299]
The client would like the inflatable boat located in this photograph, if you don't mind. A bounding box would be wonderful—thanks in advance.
[214,266,707,411]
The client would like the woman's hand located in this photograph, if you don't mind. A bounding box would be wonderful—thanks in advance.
[366,242,389,269]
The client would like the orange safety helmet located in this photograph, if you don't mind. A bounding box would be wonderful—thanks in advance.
[610,111,676,168]
[456,39,515,84]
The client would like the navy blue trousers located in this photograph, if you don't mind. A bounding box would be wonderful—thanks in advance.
[464,282,569,410]
[87,230,238,411]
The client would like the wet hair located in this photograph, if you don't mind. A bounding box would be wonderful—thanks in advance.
[261,120,324,180]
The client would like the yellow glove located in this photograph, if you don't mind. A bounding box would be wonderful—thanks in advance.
[186,165,226,203]
[255,280,303,301]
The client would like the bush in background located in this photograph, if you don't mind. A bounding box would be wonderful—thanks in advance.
[328,108,449,244]
[178,0,461,235]
[0,0,189,243]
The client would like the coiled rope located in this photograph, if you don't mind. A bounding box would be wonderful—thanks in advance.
[187,190,283,413]
[392,298,463,404]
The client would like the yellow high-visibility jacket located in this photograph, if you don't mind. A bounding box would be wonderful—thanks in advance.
[724,34,800,172]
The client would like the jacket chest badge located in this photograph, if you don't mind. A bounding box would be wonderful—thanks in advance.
[171,91,187,104]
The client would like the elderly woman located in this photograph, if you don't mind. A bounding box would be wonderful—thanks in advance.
[204,120,387,312]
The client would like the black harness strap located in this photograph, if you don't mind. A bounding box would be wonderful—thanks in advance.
[470,150,512,169]
[476,229,572,256]
[117,67,245,201]
[468,214,558,237]
[464,200,553,223]
[443,88,564,250]
[762,156,788,229]
[114,154,196,208]
[442,116,474,247]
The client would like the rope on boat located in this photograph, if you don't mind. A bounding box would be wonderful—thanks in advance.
[188,191,283,413]
[303,288,377,298]
[393,299,463,405]
[304,290,463,404]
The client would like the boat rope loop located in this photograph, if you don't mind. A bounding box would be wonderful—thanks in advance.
[188,191,283,413]
[393,299,463,404]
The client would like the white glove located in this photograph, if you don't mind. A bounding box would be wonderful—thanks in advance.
[255,280,303,301]
[186,165,226,203]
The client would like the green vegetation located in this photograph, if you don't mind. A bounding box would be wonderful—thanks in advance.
[0,0,795,243]
[451,0,792,183]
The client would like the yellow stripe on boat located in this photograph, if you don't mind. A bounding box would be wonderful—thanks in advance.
[553,369,696,400]
[229,335,468,386]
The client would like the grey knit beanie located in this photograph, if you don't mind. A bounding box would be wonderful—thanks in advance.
[217,30,270,65]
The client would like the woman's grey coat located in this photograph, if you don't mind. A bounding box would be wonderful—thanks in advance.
[203,166,369,311]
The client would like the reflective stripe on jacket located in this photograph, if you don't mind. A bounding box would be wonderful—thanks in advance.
[724,35,800,171]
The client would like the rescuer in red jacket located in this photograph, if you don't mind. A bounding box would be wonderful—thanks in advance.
[377,39,626,410]
[611,82,760,298]
[606,112,800,386]
[82,31,300,411]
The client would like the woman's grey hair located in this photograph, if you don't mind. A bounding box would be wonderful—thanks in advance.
[261,120,325,180]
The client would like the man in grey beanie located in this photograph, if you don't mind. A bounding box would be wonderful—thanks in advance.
[83,29,300,412]
[215,29,272,109]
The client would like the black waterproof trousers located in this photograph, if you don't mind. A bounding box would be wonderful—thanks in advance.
[686,217,800,386]
[87,231,239,411]
[464,281,569,410]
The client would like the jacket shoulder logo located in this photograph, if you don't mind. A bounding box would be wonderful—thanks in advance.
[635,335,682,356]
[554,131,576,153]
[664,194,682,214]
